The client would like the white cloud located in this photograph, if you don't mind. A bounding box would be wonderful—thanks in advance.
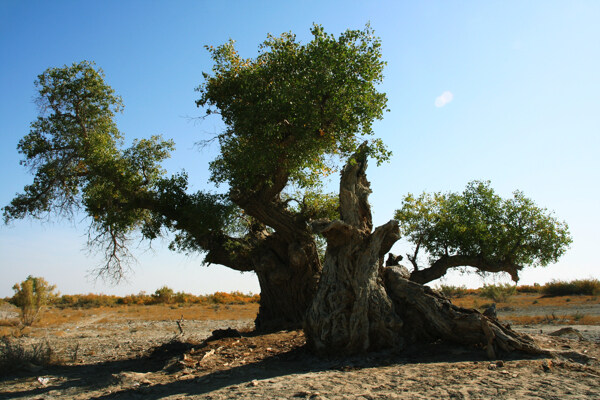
[435,91,454,108]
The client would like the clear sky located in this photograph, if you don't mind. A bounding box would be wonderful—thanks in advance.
[1,1,598,297]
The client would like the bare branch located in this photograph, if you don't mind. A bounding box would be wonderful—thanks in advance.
[407,235,422,271]
[86,223,134,284]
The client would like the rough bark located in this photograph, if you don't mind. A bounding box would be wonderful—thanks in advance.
[384,266,546,359]
[136,190,320,331]
[409,255,522,284]
[304,145,546,358]
[304,146,403,354]
[253,235,321,331]
[224,169,328,331]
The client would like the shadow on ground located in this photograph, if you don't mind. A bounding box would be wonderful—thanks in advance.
[1,332,548,400]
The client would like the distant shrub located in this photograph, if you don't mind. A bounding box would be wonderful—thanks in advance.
[541,279,600,297]
[516,283,541,294]
[51,290,260,307]
[173,291,192,304]
[437,284,468,298]
[479,283,516,303]
[152,286,175,304]
[117,291,153,305]
[10,276,57,326]
[206,291,260,304]
[55,293,119,308]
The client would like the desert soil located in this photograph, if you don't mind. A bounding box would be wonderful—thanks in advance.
[1,302,599,400]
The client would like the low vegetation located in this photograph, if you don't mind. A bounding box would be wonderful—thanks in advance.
[435,279,600,299]
[0,336,58,374]
[479,283,517,303]
[1,278,598,337]
[505,314,600,326]
[436,284,473,298]
[541,279,600,297]
[6,285,260,310]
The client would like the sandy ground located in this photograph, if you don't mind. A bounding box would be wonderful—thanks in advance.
[1,304,599,399]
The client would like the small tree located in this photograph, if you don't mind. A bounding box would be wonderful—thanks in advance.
[11,276,57,326]
[395,181,572,284]
[152,286,174,304]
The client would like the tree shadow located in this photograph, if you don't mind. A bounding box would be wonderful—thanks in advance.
[1,339,548,400]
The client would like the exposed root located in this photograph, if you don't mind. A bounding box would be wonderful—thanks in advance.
[384,266,550,359]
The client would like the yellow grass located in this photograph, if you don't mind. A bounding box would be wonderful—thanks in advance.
[34,303,259,328]
[451,293,598,309]
[0,303,259,336]
[1,292,598,337]
[504,314,600,325]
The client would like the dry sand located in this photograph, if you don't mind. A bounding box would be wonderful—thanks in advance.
[1,305,599,399]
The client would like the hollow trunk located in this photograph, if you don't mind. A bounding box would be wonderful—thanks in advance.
[304,144,546,358]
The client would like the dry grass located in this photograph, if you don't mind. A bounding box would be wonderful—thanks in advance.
[451,293,598,309]
[541,279,600,297]
[2,292,598,338]
[33,303,259,329]
[504,314,600,325]
[0,303,258,338]
[0,336,59,374]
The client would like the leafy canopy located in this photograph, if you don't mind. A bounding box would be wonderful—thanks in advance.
[395,181,572,273]
[3,61,184,279]
[197,24,391,191]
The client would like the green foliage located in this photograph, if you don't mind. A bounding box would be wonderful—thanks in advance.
[516,283,541,293]
[2,61,181,280]
[395,180,572,279]
[142,173,238,254]
[152,286,175,304]
[5,26,393,286]
[55,293,119,308]
[541,279,600,297]
[437,284,468,298]
[479,283,517,303]
[197,24,391,191]
[10,276,57,326]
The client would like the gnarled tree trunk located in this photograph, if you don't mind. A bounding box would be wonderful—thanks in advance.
[305,146,402,353]
[253,236,321,331]
[304,145,546,358]
[384,266,546,359]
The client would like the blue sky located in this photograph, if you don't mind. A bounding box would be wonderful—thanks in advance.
[1,1,598,297]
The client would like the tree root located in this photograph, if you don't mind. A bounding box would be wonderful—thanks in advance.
[383,266,550,359]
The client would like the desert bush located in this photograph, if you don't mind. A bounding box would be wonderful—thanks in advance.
[437,284,469,298]
[541,279,600,297]
[0,336,57,374]
[55,293,119,308]
[205,291,260,304]
[173,291,192,304]
[479,283,516,303]
[50,290,260,307]
[152,286,175,304]
[516,283,541,293]
[10,276,57,326]
[117,291,153,305]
